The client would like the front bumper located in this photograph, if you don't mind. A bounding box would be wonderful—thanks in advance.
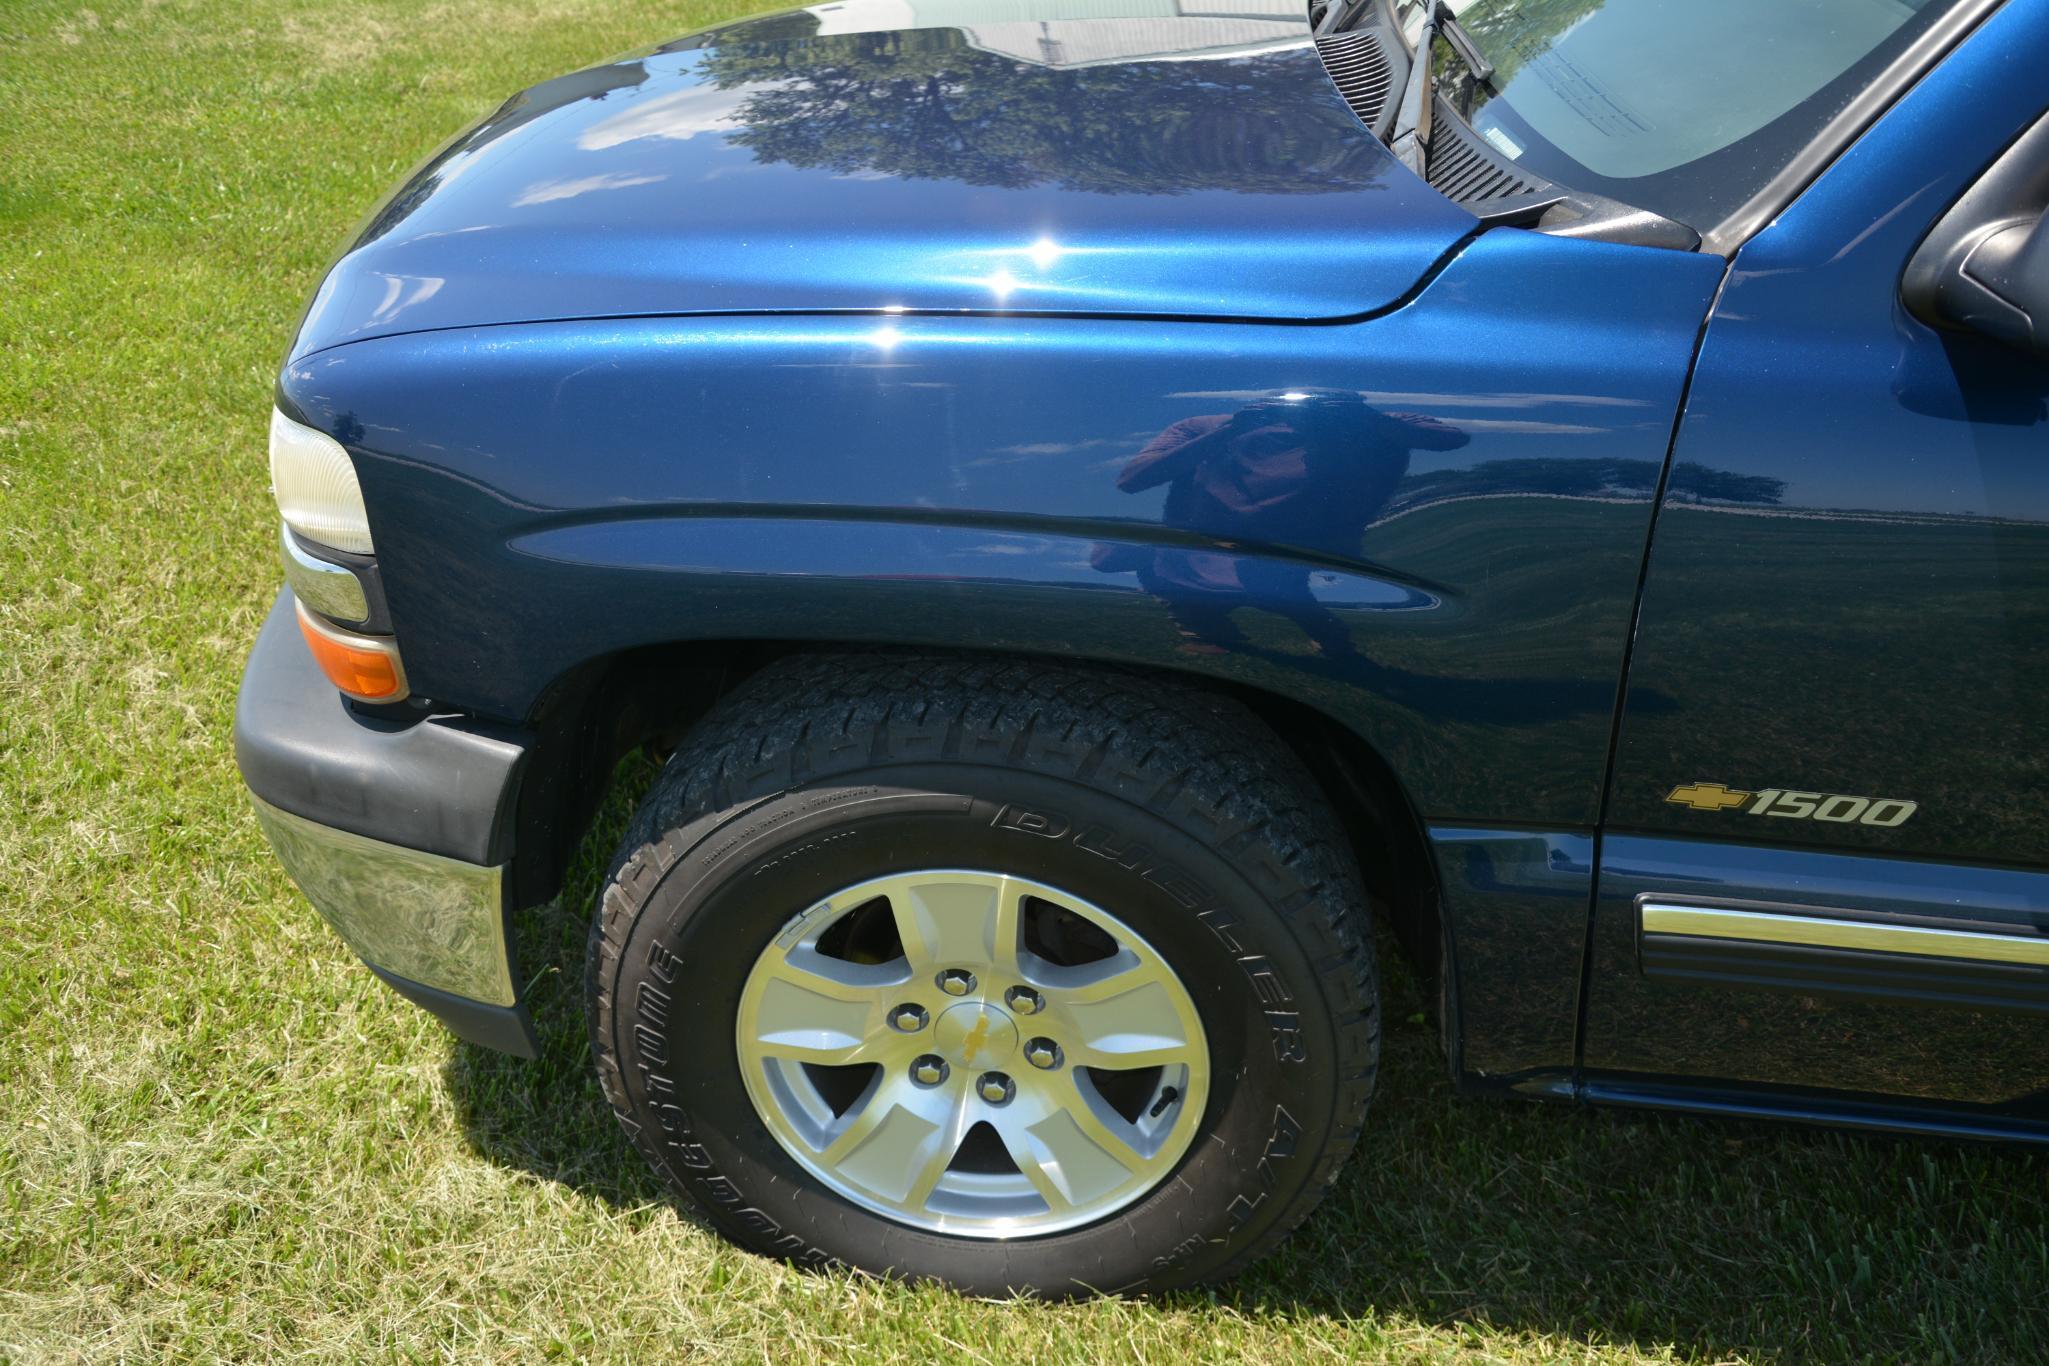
[235,589,540,1056]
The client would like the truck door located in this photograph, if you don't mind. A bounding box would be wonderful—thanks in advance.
[1587,12,2049,1133]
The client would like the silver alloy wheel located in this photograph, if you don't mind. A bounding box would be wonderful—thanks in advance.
[734,870,1211,1237]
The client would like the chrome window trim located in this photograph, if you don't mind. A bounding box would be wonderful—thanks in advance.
[1641,901,2049,968]
[251,795,515,1005]
[280,521,370,625]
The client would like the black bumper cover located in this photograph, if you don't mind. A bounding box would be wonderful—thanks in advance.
[235,590,540,1056]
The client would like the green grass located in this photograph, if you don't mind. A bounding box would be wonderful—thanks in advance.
[4,0,2049,1359]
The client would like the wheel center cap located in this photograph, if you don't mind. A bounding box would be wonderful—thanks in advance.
[933,1001,1018,1068]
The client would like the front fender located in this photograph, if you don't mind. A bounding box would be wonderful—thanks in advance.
[280,228,1723,829]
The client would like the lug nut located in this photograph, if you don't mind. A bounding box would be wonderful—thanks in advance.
[889,1003,929,1032]
[977,1072,1015,1105]
[1004,985,1044,1015]
[1023,1037,1063,1071]
[910,1055,950,1086]
[936,968,977,997]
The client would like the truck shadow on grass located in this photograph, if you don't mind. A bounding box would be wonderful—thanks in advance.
[444,761,2049,1362]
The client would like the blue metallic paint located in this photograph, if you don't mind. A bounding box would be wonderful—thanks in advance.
[276,13,1721,1088]
[290,15,1476,358]
[1608,0,2049,867]
[280,228,1723,832]
[1579,0,2049,1131]
[1427,827,1593,1088]
[257,0,2049,1142]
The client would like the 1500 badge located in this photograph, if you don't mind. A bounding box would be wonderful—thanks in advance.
[1665,782,1918,827]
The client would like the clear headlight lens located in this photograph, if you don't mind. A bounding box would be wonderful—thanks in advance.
[269,408,373,554]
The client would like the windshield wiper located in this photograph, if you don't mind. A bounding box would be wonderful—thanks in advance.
[1387,1,1495,180]
[1313,0,1368,36]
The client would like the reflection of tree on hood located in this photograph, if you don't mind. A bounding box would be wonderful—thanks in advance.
[691,30,1390,195]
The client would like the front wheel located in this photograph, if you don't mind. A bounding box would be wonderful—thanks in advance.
[586,655,1379,1296]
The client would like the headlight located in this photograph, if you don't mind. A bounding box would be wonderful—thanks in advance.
[269,408,373,554]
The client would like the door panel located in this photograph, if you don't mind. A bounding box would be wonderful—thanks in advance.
[1586,836,2049,1118]
[1590,1,2049,1117]
[1606,88,2049,862]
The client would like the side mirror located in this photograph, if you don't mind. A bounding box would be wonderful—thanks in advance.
[1904,112,2049,358]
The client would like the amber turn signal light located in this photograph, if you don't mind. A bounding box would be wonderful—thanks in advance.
[294,598,409,703]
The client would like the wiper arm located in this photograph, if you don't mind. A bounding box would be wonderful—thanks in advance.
[1437,6,1494,85]
[1313,0,1368,36]
[1387,1,1495,180]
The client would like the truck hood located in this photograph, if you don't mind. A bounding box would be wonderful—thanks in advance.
[292,2,1474,358]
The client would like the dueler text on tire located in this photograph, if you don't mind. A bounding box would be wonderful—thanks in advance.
[586,654,1379,1296]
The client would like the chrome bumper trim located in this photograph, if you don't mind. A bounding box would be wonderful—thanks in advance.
[1641,902,2049,967]
[280,521,370,625]
[251,795,516,1006]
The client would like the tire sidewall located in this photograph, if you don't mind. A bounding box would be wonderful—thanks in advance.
[601,763,1348,1295]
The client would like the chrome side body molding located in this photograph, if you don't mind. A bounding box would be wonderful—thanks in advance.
[1638,899,2049,1015]
[1642,903,2049,967]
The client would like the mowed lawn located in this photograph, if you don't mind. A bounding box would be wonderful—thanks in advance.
[4,0,2049,1359]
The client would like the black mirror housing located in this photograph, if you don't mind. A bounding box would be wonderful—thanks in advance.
[1904,111,2049,358]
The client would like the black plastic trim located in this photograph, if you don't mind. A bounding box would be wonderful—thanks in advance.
[1903,109,2049,353]
[369,964,540,1057]
[1347,15,1696,250]
[1314,27,1400,141]
[234,588,531,865]
[1426,94,1554,205]
[1582,1075,2049,1146]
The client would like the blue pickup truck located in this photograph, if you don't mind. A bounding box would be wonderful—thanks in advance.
[236,0,2049,1295]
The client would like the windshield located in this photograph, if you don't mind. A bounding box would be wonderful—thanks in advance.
[1394,0,1969,230]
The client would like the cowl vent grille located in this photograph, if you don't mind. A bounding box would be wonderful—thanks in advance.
[1428,115,1547,203]
[1314,30,1396,138]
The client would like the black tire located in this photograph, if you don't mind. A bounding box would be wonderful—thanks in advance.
[586,653,1379,1296]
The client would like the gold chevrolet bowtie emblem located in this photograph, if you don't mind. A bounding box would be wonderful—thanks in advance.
[1665,782,1753,812]
[961,1011,991,1065]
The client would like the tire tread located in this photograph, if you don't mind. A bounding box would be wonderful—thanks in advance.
[587,652,1380,1290]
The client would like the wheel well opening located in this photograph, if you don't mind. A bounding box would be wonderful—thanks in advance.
[509,642,1446,1003]
[1223,686,1445,1002]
